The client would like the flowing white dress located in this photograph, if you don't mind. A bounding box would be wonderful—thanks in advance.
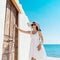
[29,31,47,60]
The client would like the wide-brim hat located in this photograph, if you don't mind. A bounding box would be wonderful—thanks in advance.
[27,21,41,31]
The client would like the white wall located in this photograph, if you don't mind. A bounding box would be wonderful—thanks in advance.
[17,1,31,60]
[0,0,6,60]
[18,14,31,60]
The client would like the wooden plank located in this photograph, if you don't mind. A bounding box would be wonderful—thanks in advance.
[11,0,21,13]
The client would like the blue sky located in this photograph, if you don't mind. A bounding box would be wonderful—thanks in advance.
[19,0,60,44]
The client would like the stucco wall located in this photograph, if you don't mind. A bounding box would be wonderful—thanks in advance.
[17,3,31,60]
[0,0,6,59]
[18,14,31,60]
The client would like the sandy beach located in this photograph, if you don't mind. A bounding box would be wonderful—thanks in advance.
[47,57,60,60]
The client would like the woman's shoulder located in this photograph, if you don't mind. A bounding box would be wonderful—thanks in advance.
[29,31,32,34]
[38,30,41,33]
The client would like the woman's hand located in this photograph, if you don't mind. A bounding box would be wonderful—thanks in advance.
[14,24,17,28]
[37,44,41,51]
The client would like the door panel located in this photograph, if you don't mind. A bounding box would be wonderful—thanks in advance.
[4,2,10,36]
[2,0,18,60]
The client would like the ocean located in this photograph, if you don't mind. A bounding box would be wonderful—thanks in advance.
[44,44,60,58]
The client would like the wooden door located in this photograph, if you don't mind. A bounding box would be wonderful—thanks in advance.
[2,0,18,60]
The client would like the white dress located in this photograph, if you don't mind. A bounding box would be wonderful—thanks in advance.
[29,31,47,60]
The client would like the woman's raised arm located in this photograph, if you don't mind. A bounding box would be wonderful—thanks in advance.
[14,24,31,34]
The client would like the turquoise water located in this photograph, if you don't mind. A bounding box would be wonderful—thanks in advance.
[44,44,60,58]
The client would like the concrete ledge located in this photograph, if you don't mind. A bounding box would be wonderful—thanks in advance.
[47,57,60,60]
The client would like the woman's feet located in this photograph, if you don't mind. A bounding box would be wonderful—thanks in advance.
[31,57,36,60]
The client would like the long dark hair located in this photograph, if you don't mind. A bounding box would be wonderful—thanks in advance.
[31,22,41,31]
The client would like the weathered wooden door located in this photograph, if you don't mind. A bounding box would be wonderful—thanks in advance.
[2,0,18,60]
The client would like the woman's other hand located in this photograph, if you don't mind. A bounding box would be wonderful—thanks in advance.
[37,44,41,51]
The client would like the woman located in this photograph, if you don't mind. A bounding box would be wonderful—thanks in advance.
[15,22,47,60]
